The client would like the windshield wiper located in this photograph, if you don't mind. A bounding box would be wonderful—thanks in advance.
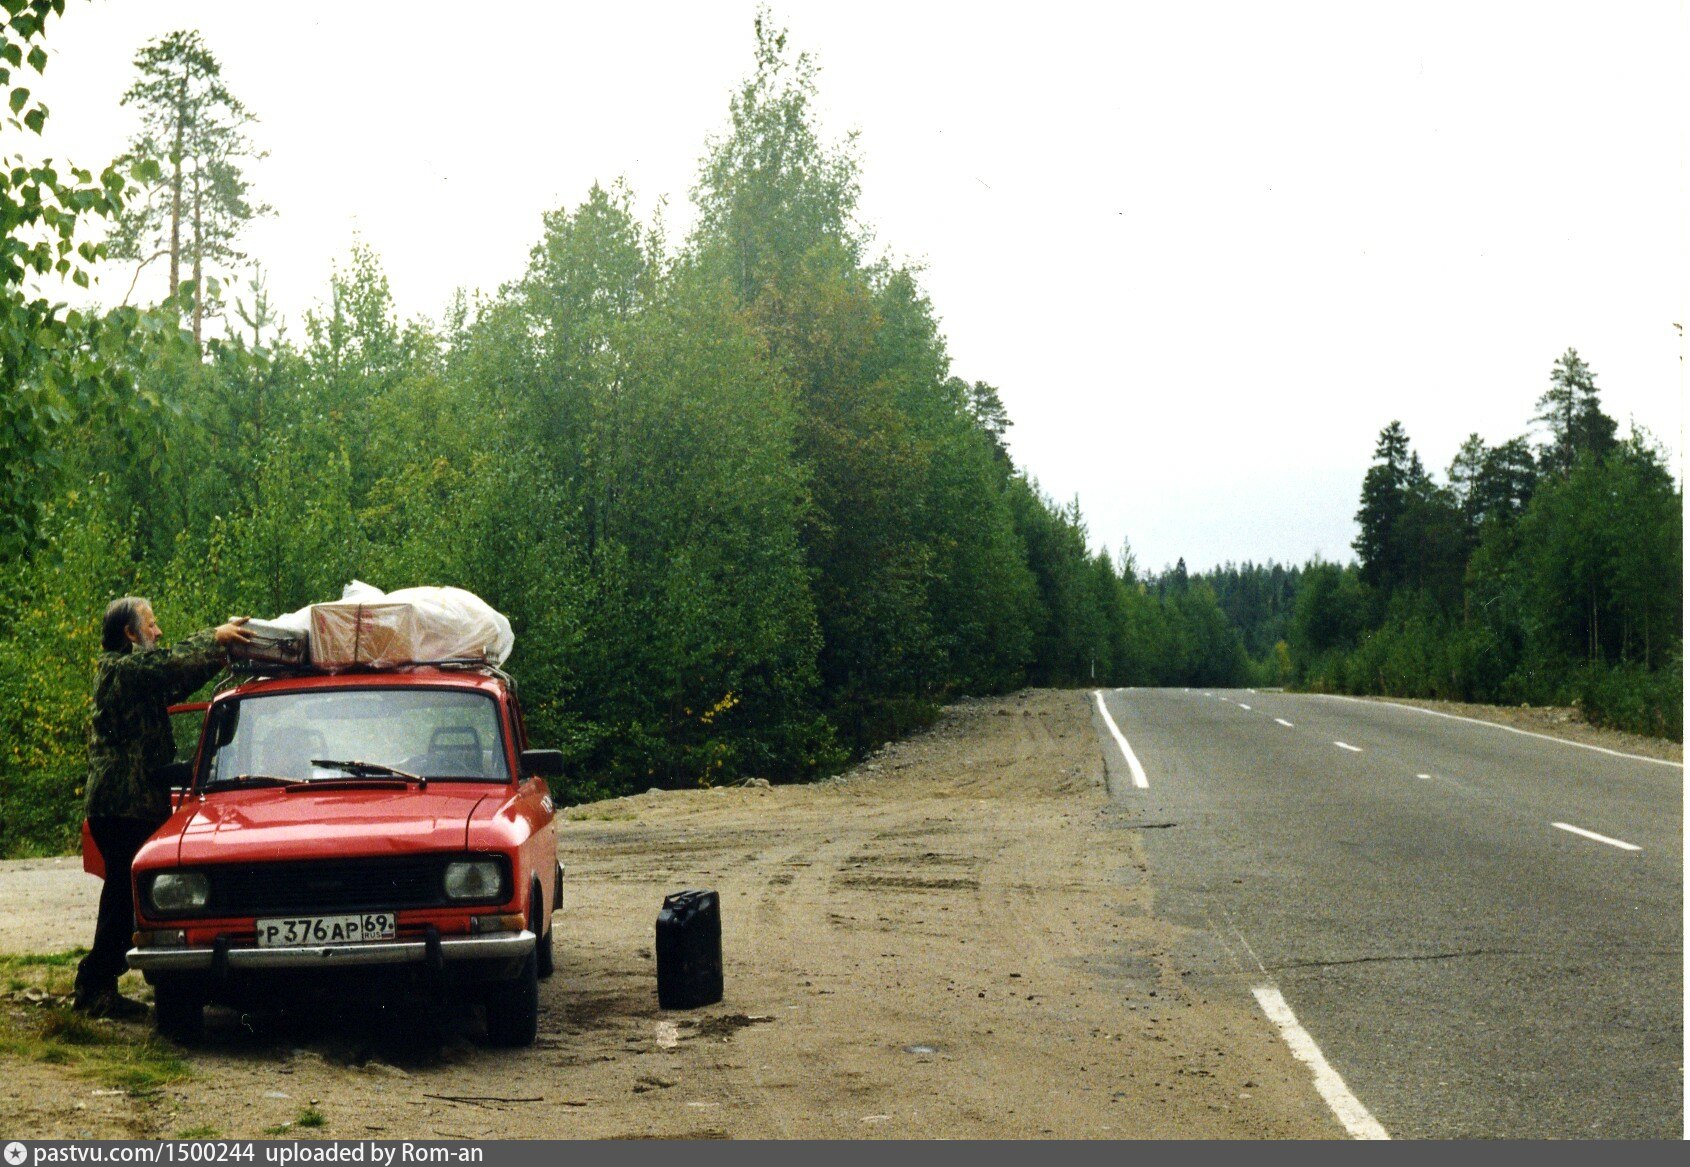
[308,759,427,787]
[200,774,305,792]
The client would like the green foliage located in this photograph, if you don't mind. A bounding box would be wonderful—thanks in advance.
[0,1,132,558]
[1,12,1382,853]
[1283,357,1679,739]
[0,489,135,855]
[1575,659,1681,739]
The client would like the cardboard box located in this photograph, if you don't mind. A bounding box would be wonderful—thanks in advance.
[308,601,422,669]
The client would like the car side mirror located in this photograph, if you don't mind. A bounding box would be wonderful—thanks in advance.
[520,749,564,778]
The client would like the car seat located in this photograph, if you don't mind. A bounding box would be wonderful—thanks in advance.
[426,726,483,777]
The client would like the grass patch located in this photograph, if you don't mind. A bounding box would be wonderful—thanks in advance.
[177,1126,222,1140]
[261,1123,292,1136]
[0,948,87,971]
[296,1107,326,1129]
[38,1008,111,1046]
[0,953,192,1096]
[102,1053,191,1095]
[564,804,636,822]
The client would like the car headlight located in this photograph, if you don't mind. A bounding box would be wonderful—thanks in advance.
[443,860,503,901]
[148,872,210,913]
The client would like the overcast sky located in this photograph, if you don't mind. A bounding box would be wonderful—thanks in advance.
[32,1,1685,573]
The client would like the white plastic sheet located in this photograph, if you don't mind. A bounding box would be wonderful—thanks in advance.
[263,580,513,669]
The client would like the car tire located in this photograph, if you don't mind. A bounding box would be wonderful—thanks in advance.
[484,931,539,1047]
[534,891,555,980]
[152,975,204,1043]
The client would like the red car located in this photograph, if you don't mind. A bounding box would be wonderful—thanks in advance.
[112,664,562,1046]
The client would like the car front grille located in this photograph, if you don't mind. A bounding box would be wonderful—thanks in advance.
[192,855,506,917]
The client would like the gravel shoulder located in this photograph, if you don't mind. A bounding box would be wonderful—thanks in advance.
[0,689,1340,1140]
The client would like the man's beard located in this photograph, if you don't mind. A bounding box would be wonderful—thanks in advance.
[136,630,159,651]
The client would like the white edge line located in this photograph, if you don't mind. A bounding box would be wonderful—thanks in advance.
[1274,718,1295,728]
[1551,821,1642,851]
[1092,690,1149,789]
[1334,741,1363,753]
[1252,985,1390,1140]
[1308,693,1683,769]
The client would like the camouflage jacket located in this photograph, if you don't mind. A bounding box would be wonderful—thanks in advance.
[85,629,227,823]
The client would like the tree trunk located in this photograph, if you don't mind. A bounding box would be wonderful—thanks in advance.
[169,76,186,303]
[191,163,204,347]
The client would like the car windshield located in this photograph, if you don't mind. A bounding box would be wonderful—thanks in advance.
[202,688,510,786]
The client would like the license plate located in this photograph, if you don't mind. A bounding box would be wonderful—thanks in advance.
[255,913,397,947]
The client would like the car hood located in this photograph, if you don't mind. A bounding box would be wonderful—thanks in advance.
[172,785,494,865]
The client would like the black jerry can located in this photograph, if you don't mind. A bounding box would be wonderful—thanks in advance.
[656,889,723,1009]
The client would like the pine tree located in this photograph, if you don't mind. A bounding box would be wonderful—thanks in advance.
[110,30,267,345]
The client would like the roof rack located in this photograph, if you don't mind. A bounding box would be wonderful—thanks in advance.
[223,657,509,686]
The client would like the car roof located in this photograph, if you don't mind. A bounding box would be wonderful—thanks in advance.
[216,665,508,703]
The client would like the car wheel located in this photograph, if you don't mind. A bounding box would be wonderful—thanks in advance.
[484,939,539,1047]
[535,893,555,980]
[152,975,204,1043]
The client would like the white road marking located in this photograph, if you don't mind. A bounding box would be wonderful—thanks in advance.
[1252,985,1390,1139]
[1093,690,1149,789]
[1334,741,1363,753]
[1415,773,1432,780]
[1238,703,1252,711]
[1275,718,1295,728]
[1551,822,1641,852]
[1308,694,1683,769]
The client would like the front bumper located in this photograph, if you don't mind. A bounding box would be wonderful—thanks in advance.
[127,929,534,972]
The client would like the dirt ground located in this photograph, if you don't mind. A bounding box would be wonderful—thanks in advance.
[1,688,1357,1140]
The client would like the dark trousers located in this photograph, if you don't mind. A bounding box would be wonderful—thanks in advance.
[76,816,160,992]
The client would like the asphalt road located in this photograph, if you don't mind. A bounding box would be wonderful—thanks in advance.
[1093,687,1683,1139]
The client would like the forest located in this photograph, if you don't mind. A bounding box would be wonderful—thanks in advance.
[0,6,1254,855]
[1280,354,1680,739]
[1187,351,1682,742]
[3,6,1678,858]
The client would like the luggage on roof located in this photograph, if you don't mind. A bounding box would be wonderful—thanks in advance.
[230,580,514,670]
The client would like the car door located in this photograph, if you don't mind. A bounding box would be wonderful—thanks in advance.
[80,701,210,879]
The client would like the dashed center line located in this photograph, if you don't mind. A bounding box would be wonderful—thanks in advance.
[1552,822,1641,852]
[1238,703,1252,710]
[1334,742,1363,753]
[1415,773,1432,780]
[1274,718,1295,728]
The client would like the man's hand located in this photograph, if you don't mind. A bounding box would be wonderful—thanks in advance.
[215,616,256,646]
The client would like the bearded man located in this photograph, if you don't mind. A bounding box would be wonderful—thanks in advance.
[73,597,253,1017]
